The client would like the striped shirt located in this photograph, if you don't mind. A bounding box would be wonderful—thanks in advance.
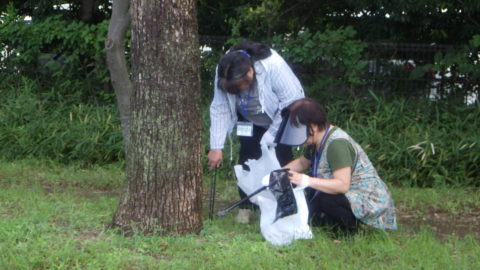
[210,49,305,149]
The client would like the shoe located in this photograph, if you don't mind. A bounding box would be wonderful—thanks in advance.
[235,209,251,224]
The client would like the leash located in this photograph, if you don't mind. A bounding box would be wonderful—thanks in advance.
[208,168,217,219]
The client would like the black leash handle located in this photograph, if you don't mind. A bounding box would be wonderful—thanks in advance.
[208,168,217,219]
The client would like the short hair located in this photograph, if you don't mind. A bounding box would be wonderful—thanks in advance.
[288,98,330,131]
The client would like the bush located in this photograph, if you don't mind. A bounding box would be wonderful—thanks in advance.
[2,77,477,186]
[0,6,109,102]
[326,92,480,187]
[0,78,124,165]
[204,92,480,188]
[271,27,368,99]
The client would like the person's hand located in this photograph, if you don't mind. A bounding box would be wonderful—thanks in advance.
[208,149,223,170]
[289,171,310,189]
[260,132,276,148]
[262,173,270,186]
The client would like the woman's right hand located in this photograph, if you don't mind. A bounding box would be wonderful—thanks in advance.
[208,149,223,170]
[289,171,305,186]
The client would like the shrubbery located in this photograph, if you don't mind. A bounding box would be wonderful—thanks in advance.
[1,6,478,186]
[0,78,124,165]
[0,5,110,102]
[1,77,478,186]
[326,93,480,187]
[271,27,368,99]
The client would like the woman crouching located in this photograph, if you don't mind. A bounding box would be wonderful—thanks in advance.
[277,98,397,235]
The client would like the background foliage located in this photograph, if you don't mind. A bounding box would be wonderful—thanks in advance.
[271,26,367,98]
[0,4,110,102]
[199,0,480,44]
[0,1,479,186]
[1,76,477,187]
[0,78,123,165]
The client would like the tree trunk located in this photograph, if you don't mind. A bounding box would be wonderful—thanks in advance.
[79,0,101,24]
[112,0,203,234]
[105,0,133,150]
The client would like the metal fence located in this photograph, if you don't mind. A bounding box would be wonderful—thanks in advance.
[363,42,478,101]
[199,36,479,103]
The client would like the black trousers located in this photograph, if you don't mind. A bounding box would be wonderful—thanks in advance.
[236,116,293,209]
[306,189,359,235]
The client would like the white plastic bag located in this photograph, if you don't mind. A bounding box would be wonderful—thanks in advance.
[234,145,313,245]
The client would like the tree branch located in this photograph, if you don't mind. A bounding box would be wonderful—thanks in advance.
[105,0,133,151]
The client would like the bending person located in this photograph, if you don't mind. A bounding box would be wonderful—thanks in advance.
[277,98,397,234]
[208,41,304,223]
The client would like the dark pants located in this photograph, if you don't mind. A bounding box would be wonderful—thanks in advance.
[306,189,359,235]
[237,117,293,209]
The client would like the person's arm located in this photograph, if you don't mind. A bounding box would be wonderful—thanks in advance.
[289,138,356,193]
[283,155,310,173]
[209,66,233,169]
[289,167,351,194]
[265,51,305,138]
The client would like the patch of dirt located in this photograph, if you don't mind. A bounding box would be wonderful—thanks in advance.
[75,189,122,198]
[203,195,480,240]
[396,205,480,239]
[0,204,20,219]
[0,174,7,185]
[37,179,122,199]
[75,229,104,241]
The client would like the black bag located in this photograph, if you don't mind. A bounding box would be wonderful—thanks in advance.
[269,169,298,222]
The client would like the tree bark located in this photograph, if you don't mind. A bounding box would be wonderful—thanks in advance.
[112,0,203,234]
[79,0,101,23]
[105,0,133,150]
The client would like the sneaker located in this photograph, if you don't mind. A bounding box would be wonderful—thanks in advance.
[235,209,251,224]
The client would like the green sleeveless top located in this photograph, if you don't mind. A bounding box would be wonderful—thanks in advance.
[308,127,397,230]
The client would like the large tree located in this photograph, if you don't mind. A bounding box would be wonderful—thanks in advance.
[110,0,203,234]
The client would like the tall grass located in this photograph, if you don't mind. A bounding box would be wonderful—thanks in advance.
[0,78,124,165]
[325,92,479,187]
[1,78,478,186]
[206,92,480,187]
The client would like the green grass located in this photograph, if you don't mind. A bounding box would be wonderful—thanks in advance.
[1,160,479,269]
[393,186,480,215]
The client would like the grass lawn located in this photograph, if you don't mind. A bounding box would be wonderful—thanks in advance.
[0,160,479,269]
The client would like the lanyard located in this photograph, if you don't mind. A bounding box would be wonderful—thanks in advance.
[237,88,251,117]
[310,126,330,177]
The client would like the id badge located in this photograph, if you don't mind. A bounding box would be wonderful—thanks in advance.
[237,121,253,137]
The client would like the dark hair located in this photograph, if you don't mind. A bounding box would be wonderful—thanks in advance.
[231,41,272,60]
[217,41,272,94]
[288,98,330,131]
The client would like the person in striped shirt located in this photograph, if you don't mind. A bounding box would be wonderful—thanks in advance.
[208,41,305,224]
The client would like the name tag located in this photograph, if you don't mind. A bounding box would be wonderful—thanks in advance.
[237,121,253,137]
